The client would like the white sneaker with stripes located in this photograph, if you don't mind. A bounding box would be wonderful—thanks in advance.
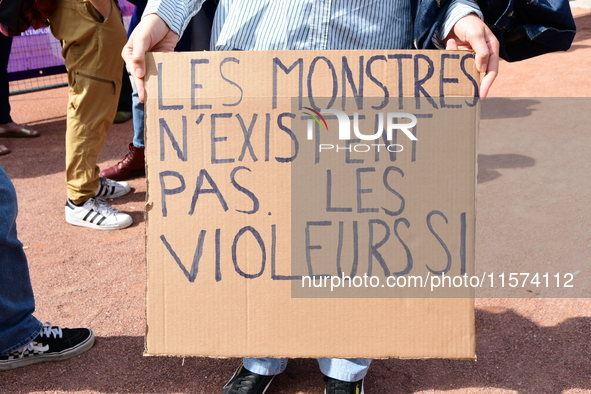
[95,177,131,199]
[65,197,133,230]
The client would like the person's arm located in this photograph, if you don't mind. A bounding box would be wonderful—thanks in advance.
[444,14,499,98]
[122,0,203,102]
[122,14,178,102]
[142,0,204,38]
[440,0,499,98]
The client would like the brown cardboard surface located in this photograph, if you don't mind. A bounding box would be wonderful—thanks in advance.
[144,50,479,359]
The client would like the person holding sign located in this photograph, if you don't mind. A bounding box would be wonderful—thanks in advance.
[122,1,499,393]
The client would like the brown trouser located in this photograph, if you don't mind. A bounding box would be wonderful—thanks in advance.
[49,0,127,204]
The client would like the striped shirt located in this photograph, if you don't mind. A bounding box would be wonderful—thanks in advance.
[144,0,482,51]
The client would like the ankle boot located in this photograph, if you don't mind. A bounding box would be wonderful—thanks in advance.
[100,143,145,181]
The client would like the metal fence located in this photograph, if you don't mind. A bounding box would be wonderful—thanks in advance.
[7,0,135,95]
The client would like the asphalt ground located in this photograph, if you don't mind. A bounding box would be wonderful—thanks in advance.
[0,7,590,394]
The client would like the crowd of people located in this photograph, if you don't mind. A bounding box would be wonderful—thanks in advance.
[0,0,501,393]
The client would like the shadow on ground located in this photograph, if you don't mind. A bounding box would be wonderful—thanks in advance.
[480,98,540,119]
[478,153,535,183]
[1,309,589,393]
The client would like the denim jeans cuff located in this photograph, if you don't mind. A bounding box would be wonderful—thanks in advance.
[0,320,42,356]
[243,357,288,376]
[318,358,371,382]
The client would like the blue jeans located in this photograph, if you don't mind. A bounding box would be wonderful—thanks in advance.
[131,89,145,148]
[0,165,42,355]
[243,357,371,382]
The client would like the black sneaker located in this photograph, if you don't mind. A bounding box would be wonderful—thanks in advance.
[0,323,95,371]
[324,376,364,394]
[221,364,275,394]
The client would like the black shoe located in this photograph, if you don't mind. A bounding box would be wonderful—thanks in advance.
[324,376,364,394]
[0,323,95,371]
[221,364,275,394]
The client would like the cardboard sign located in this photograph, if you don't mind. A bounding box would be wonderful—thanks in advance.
[144,50,479,359]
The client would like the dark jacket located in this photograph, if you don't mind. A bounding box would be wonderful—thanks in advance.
[414,0,577,62]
